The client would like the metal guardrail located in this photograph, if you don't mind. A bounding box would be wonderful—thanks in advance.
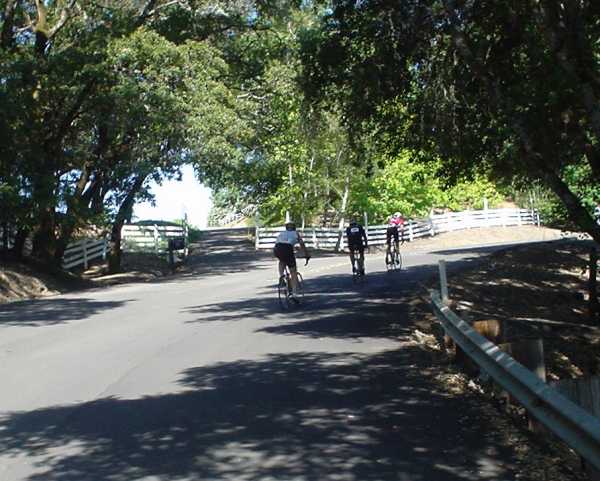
[430,290,600,470]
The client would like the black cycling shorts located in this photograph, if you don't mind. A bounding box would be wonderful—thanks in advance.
[274,242,296,268]
[348,242,365,254]
[386,226,399,244]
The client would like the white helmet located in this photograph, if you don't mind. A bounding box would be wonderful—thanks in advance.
[393,212,401,218]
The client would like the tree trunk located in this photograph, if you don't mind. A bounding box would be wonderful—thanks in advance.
[538,161,600,243]
[336,174,350,251]
[107,175,146,273]
[12,228,29,260]
[54,166,93,263]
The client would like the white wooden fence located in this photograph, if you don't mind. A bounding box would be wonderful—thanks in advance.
[60,224,188,270]
[62,238,109,270]
[255,208,541,251]
[121,224,188,255]
[0,224,15,251]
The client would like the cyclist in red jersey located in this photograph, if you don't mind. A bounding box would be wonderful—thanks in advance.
[386,212,405,265]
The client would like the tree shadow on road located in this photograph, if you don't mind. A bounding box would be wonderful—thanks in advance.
[0,349,528,481]
[180,259,483,341]
[0,297,133,327]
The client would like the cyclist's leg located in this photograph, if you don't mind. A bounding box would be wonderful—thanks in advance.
[349,248,356,272]
[393,228,400,263]
[358,247,365,274]
[287,248,299,294]
[278,260,286,278]
[289,266,299,293]
[385,229,392,262]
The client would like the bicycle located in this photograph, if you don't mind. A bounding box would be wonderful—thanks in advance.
[349,247,367,284]
[278,257,309,308]
[385,241,403,272]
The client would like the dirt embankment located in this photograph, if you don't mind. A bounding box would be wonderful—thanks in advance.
[410,232,598,481]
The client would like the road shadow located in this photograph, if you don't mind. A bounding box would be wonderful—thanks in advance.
[0,297,132,327]
[181,257,486,341]
[0,349,530,481]
[428,238,568,257]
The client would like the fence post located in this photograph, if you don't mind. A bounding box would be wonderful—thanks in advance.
[183,214,189,257]
[447,211,453,231]
[484,198,490,227]
[589,248,599,321]
[536,210,541,227]
[439,260,449,304]
[255,226,260,250]
[83,239,89,269]
[408,221,414,242]
[102,238,108,260]
[312,228,317,249]
[517,208,523,226]
[153,225,159,253]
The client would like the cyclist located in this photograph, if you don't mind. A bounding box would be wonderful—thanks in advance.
[274,221,310,300]
[386,212,405,265]
[346,218,368,275]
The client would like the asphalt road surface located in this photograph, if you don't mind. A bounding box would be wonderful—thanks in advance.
[0,233,537,481]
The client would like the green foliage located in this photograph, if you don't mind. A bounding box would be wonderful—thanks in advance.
[301,1,600,239]
[349,151,503,223]
[0,1,253,265]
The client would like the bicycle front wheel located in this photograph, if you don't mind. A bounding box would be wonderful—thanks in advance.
[295,272,305,301]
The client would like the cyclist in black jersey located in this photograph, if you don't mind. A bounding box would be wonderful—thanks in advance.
[345,220,368,275]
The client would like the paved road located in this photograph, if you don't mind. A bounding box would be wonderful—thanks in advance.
[0,235,529,481]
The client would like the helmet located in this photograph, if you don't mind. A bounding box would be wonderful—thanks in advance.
[285,221,296,230]
[393,212,402,218]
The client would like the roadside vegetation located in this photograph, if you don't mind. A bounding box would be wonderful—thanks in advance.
[1,1,599,271]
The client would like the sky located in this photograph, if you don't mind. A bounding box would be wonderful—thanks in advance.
[133,165,213,228]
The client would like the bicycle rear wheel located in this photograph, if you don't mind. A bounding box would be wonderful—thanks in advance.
[278,276,291,309]
[386,249,397,272]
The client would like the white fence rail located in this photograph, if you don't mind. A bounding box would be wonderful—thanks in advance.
[62,238,109,270]
[121,224,188,254]
[256,208,540,251]
[0,225,15,250]
[430,290,600,471]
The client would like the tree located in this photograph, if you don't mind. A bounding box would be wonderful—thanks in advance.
[301,1,600,240]
[0,1,246,269]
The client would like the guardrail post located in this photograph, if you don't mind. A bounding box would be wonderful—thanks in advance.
[312,228,317,249]
[408,221,414,242]
[439,260,449,304]
[255,226,260,250]
[102,239,108,260]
